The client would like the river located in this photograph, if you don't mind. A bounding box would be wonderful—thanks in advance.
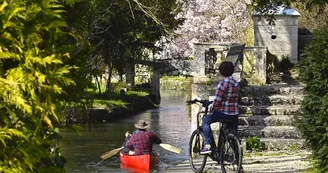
[61,90,191,173]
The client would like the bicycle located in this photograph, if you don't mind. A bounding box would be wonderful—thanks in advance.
[187,99,243,173]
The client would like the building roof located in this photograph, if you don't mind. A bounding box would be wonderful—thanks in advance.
[253,5,301,16]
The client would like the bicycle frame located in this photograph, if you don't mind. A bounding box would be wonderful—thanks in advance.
[187,99,243,173]
[193,100,225,149]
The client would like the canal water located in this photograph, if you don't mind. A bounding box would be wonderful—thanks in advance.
[61,90,191,173]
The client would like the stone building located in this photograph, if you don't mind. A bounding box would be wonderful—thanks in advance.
[253,6,300,64]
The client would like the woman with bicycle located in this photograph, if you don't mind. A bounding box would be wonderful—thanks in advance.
[200,61,239,155]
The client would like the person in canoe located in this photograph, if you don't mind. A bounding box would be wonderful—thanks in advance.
[123,119,162,155]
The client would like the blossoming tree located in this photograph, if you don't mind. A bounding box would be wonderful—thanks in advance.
[161,0,252,59]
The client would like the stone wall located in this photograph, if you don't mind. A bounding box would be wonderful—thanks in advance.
[191,43,245,81]
[191,43,229,75]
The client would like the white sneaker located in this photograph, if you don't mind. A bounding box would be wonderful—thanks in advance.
[200,145,212,155]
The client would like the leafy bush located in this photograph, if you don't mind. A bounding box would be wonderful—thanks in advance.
[246,136,262,151]
[296,24,328,173]
[0,1,78,172]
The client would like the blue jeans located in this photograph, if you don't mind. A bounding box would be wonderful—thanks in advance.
[202,111,239,146]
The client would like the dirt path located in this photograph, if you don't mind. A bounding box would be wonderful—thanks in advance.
[165,150,311,173]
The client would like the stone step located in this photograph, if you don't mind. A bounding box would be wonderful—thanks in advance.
[239,105,300,115]
[239,115,294,126]
[239,126,301,139]
[240,94,304,106]
[260,138,306,150]
[240,84,305,97]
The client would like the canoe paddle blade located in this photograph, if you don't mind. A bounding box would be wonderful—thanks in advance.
[159,144,181,154]
[100,147,124,160]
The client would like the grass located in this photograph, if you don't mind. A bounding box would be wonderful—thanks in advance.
[85,82,150,109]
[244,150,304,158]
[91,91,149,109]
[93,99,128,109]
[300,167,317,173]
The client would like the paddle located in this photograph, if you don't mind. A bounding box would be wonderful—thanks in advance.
[100,146,124,160]
[100,130,182,160]
[100,143,181,160]
[159,143,182,154]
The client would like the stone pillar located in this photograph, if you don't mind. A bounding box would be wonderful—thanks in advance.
[192,43,207,75]
[254,47,267,83]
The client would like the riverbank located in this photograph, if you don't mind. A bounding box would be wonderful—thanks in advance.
[64,92,159,124]
[64,77,192,124]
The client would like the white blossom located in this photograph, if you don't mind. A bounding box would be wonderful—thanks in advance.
[160,0,251,59]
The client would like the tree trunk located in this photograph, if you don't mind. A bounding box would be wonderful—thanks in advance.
[96,75,101,95]
[106,62,112,92]
[150,67,161,104]
[125,48,136,90]
[103,42,112,92]
[125,61,135,90]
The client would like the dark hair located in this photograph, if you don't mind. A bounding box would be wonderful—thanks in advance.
[219,61,234,77]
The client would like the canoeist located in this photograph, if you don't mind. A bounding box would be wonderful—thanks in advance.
[124,119,162,155]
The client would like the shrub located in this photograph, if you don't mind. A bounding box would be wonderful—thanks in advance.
[246,136,262,152]
[296,24,328,173]
[0,1,79,172]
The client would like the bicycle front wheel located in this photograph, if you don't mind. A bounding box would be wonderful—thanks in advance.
[220,134,242,173]
[189,129,207,173]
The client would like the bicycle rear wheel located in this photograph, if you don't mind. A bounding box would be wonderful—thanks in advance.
[189,129,207,173]
[220,134,242,173]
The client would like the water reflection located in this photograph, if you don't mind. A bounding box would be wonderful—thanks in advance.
[61,90,190,173]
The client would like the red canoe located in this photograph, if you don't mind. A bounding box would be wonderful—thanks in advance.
[120,152,159,170]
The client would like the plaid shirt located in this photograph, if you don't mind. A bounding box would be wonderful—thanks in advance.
[212,76,239,115]
[125,130,162,155]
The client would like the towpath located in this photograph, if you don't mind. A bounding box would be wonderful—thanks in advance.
[165,150,311,173]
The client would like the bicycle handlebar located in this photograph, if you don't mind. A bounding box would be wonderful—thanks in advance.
[186,99,214,118]
[186,99,213,108]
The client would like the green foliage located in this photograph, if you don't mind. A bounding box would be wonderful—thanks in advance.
[65,0,183,90]
[126,91,148,97]
[240,20,254,46]
[93,99,128,109]
[301,167,319,173]
[89,86,148,109]
[288,143,299,151]
[0,0,81,172]
[243,51,255,78]
[108,82,127,93]
[292,2,328,29]
[296,24,328,173]
[246,136,262,151]
[160,76,191,90]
